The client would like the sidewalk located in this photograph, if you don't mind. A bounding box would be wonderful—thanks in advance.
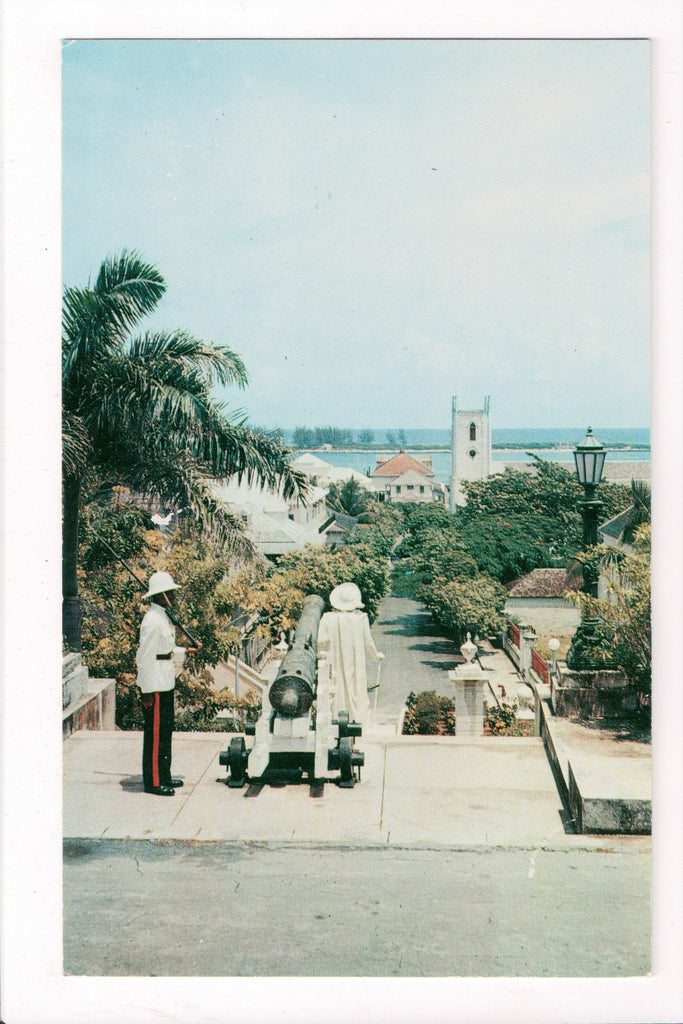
[62,727,649,850]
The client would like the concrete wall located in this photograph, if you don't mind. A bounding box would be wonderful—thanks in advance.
[388,481,442,503]
[504,597,581,638]
[552,669,637,720]
[212,657,268,699]
[63,678,116,740]
[539,700,569,806]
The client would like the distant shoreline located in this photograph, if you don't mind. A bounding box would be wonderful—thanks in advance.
[299,443,651,454]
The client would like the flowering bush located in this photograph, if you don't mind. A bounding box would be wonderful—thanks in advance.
[483,699,531,736]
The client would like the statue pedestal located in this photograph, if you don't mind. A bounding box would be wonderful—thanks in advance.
[448,662,486,736]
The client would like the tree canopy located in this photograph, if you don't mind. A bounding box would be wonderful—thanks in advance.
[460,458,631,544]
[390,461,639,644]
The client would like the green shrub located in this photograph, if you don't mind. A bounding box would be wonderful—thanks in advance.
[402,690,455,735]
[174,682,262,733]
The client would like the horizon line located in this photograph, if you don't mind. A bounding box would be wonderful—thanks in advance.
[264,425,651,433]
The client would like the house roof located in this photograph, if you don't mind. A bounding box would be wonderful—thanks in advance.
[293,454,373,488]
[331,511,358,531]
[506,568,580,598]
[370,451,434,478]
[214,477,327,511]
[293,452,336,474]
[599,505,635,542]
[320,511,357,536]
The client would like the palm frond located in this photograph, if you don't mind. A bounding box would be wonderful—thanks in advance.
[620,480,651,544]
[81,355,210,439]
[630,480,651,516]
[62,287,120,382]
[62,253,166,385]
[567,544,624,581]
[74,351,307,507]
[78,335,247,443]
[180,480,258,561]
[100,453,256,561]
[200,421,309,503]
[93,250,166,324]
[128,331,249,389]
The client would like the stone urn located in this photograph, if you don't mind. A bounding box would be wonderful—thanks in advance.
[460,632,477,663]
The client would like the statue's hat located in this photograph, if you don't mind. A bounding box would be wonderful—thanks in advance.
[329,582,364,611]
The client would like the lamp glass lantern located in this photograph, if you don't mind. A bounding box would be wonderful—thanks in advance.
[573,427,606,490]
[573,427,606,596]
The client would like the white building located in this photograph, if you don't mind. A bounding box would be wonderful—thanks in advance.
[370,451,446,504]
[292,452,374,489]
[504,568,581,638]
[213,478,331,558]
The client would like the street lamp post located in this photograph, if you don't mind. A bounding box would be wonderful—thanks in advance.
[573,427,606,597]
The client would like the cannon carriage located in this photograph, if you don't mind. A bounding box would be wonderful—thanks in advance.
[219,595,365,789]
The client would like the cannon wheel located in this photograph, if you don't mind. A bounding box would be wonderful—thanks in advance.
[338,736,355,788]
[227,736,248,788]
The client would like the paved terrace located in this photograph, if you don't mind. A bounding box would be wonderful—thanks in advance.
[63,598,651,849]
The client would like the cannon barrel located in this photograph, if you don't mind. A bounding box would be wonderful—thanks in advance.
[268,594,325,717]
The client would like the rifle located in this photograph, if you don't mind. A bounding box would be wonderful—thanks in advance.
[93,532,202,649]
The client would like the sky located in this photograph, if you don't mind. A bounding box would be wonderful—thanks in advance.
[62,38,651,432]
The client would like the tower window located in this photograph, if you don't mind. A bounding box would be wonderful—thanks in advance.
[469,422,477,441]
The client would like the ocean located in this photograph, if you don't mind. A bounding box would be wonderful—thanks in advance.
[286,427,650,448]
[287,427,650,487]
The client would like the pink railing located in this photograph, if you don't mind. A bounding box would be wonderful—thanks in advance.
[508,622,520,648]
[531,647,550,685]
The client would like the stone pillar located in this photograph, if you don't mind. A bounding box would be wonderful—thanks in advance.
[62,653,89,710]
[448,634,486,735]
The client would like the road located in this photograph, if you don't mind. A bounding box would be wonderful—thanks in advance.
[369,596,522,726]
[63,839,650,977]
[370,597,464,725]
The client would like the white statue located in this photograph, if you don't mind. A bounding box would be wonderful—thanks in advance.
[317,582,384,725]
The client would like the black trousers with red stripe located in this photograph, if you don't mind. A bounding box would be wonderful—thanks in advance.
[141,689,175,789]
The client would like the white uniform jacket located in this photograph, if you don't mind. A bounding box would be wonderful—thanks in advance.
[136,603,186,694]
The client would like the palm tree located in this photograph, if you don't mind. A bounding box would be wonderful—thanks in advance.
[63,250,306,651]
[620,479,651,544]
[325,478,372,518]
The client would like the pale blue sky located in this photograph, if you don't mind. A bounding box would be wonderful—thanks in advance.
[62,39,650,431]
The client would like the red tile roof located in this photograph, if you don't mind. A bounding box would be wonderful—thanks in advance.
[371,451,435,478]
[506,568,581,598]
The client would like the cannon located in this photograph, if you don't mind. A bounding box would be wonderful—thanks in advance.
[219,594,365,789]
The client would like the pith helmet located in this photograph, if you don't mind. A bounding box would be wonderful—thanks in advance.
[329,582,364,611]
[144,570,180,599]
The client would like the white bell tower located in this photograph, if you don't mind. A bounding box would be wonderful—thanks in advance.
[450,396,492,509]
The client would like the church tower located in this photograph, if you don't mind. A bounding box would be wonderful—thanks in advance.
[450,396,492,509]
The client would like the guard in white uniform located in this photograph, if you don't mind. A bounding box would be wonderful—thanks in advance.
[317,582,384,726]
[136,571,200,796]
